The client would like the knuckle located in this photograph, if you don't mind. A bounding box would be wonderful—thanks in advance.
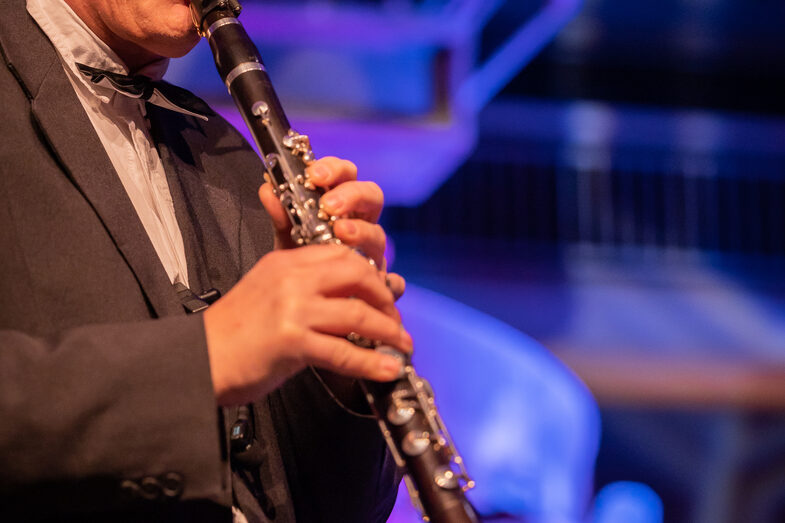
[264,249,289,268]
[322,243,346,260]
[340,183,361,206]
[364,267,381,288]
[341,159,358,177]
[382,318,400,340]
[329,345,354,371]
[278,317,303,347]
[365,255,380,274]
[351,257,373,279]
[338,245,357,262]
[277,294,300,322]
[363,181,383,203]
[349,300,369,326]
[277,273,300,297]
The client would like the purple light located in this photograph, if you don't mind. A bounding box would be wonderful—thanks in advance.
[214,106,476,205]
[169,1,584,205]
[388,284,601,521]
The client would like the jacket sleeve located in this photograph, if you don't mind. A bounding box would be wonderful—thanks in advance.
[0,314,231,517]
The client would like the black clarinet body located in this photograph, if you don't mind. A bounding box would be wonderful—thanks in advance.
[189,2,478,521]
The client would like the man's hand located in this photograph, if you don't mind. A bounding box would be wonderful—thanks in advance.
[258,156,405,299]
[204,157,409,406]
[203,245,412,406]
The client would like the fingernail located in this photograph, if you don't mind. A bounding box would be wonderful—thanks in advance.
[322,194,343,212]
[400,328,414,352]
[381,355,403,378]
[310,165,329,181]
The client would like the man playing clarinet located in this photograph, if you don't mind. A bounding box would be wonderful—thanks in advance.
[0,0,409,520]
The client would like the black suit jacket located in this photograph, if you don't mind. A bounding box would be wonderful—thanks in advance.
[0,1,398,520]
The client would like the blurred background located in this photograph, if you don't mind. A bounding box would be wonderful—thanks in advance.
[170,0,785,521]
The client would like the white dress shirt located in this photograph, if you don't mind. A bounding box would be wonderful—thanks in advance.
[27,0,191,287]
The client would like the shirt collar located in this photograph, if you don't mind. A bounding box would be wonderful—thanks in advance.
[27,0,170,103]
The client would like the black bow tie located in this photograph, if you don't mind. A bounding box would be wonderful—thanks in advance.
[75,62,214,121]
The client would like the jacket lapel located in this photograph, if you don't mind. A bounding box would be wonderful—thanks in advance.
[1,3,183,317]
[147,105,244,298]
[33,70,184,317]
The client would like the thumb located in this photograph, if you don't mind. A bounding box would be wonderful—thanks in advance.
[259,183,295,248]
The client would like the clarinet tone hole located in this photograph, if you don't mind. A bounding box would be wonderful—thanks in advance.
[387,404,415,426]
[251,101,269,118]
[402,430,430,457]
[433,467,459,490]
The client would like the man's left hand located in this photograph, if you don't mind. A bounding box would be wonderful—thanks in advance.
[258,156,405,299]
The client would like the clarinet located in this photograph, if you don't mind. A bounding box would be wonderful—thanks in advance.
[189,2,478,521]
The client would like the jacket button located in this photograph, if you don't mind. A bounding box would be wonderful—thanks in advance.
[120,478,140,499]
[139,476,163,500]
[161,472,184,499]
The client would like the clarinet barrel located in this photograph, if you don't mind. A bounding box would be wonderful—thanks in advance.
[190,2,478,521]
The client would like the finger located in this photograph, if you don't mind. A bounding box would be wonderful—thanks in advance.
[258,183,289,230]
[254,244,371,281]
[258,183,295,249]
[307,156,358,188]
[307,298,412,353]
[386,272,406,301]
[303,332,404,382]
[332,220,386,267]
[267,245,396,316]
[255,243,345,272]
[309,255,398,319]
[320,181,384,222]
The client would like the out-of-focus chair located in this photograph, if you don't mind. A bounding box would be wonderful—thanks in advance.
[388,284,601,522]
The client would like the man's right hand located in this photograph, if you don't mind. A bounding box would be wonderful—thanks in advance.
[202,244,412,406]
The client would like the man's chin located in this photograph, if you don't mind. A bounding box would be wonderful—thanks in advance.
[157,6,201,58]
[160,32,201,58]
